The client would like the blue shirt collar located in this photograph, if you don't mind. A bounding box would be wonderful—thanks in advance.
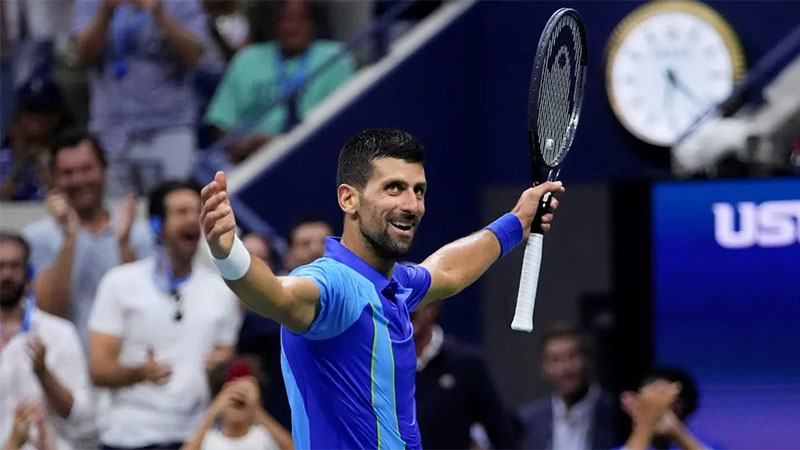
[323,237,406,301]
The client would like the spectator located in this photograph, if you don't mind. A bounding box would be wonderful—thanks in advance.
[72,0,208,197]
[621,369,711,450]
[23,130,152,349]
[412,301,515,449]
[205,0,355,162]
[1,76,66,201]
[2,403,57,450]
[518,324,623,450]
[182,357,294,450]
[283,216,332,272]
[237,218,332,428]
[241,232,276,270]
[202,0,250,65]
[88,179,240,449]
[0,231,93,449]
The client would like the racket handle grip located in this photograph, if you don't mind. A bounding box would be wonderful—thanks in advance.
[531,192,553,233]
[511,233,544,332]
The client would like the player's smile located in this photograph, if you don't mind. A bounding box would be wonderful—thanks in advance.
[388,214,418,238]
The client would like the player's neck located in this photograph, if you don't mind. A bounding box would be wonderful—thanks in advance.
[340,228,395,279]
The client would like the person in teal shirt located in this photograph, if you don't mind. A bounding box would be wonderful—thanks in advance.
[205,0,355,162]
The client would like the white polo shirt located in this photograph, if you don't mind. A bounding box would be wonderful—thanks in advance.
[88,257,241,447]
[0,307,93,450]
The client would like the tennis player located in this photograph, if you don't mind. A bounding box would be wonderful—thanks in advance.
[201,128,564,449]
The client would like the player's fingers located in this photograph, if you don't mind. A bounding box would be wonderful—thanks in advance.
[200,181,217,203]
[541,223,551,232]
[206,222,236,240]
[215,171,228,193]
[204,206,232,224]
[203,209,233,235]
[202,191,228,215]
[540,213,553,224]
[203,208,231,234]
[550,197,559,211]
[533,181,565,197]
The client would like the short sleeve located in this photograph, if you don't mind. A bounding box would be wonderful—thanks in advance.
[300,43,355,116]
[214,290,242,347]
[23,222,59,275]
[72,0,100,36]
[393,264,431,312]
[290,260,366,340]
[204,57,243,130]
[87,271,125,337]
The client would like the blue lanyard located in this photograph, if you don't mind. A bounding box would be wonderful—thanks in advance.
[275,48,311,97]
[112,5,148,79]
[153,251,191,295]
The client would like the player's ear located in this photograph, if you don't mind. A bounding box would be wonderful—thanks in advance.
[337,184,360,215]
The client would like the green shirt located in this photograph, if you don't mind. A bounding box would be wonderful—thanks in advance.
[205,40,356,135]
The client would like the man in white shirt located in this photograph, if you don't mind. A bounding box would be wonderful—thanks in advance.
[0,231,93,450]
[88,180,241,449]
[518,324,623,449]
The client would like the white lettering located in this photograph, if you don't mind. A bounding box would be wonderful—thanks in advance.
[713,200,800,249]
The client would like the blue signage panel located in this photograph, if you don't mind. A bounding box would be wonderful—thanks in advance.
[652,178,800,449]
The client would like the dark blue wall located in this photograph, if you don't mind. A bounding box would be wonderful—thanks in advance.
[236,1,800,343]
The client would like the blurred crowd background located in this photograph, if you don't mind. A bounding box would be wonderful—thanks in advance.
[1,0,799,449]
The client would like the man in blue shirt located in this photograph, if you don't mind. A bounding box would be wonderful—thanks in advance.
[200,128,565,449]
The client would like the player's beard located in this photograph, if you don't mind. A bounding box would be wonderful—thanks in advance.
[360,219,415,260]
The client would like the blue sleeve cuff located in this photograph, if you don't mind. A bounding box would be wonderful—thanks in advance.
[485,213,524,258]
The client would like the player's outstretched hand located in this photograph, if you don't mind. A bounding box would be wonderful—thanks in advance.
[511,181,565,239]
[200,171,237,258]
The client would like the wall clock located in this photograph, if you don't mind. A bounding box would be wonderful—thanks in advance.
[605,1,746,146]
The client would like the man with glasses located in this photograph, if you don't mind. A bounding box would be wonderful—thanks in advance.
[87,180,240,450]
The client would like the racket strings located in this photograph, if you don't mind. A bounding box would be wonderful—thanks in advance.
[536,16,584,167]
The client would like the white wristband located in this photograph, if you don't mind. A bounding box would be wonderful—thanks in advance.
[212,235,251,280]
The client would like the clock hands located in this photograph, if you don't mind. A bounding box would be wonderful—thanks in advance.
[666,68,702,106]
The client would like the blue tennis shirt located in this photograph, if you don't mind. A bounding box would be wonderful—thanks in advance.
[281,237,432,449]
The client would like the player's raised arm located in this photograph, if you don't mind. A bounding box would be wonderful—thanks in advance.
[419,181,564,305]
[200,171,320,332]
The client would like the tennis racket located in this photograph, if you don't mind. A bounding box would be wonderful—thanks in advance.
[511,8,588,332]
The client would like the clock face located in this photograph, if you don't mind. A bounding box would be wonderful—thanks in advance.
[606,3,745,146]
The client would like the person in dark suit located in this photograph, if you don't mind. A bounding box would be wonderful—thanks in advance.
[518,324,624,450]
[413,301,515,449]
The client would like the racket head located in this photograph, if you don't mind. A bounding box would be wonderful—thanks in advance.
[528,8,588,180]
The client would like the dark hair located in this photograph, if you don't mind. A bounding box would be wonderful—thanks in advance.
[249,0,326,43]
[643,367,699,420]
[50,129,107,171]
[540,323,592,356]
[336,128,425,190]
[207,355,267,398]
[0,231,30,263]
[288,215,333,247]
[148,179,202,219]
